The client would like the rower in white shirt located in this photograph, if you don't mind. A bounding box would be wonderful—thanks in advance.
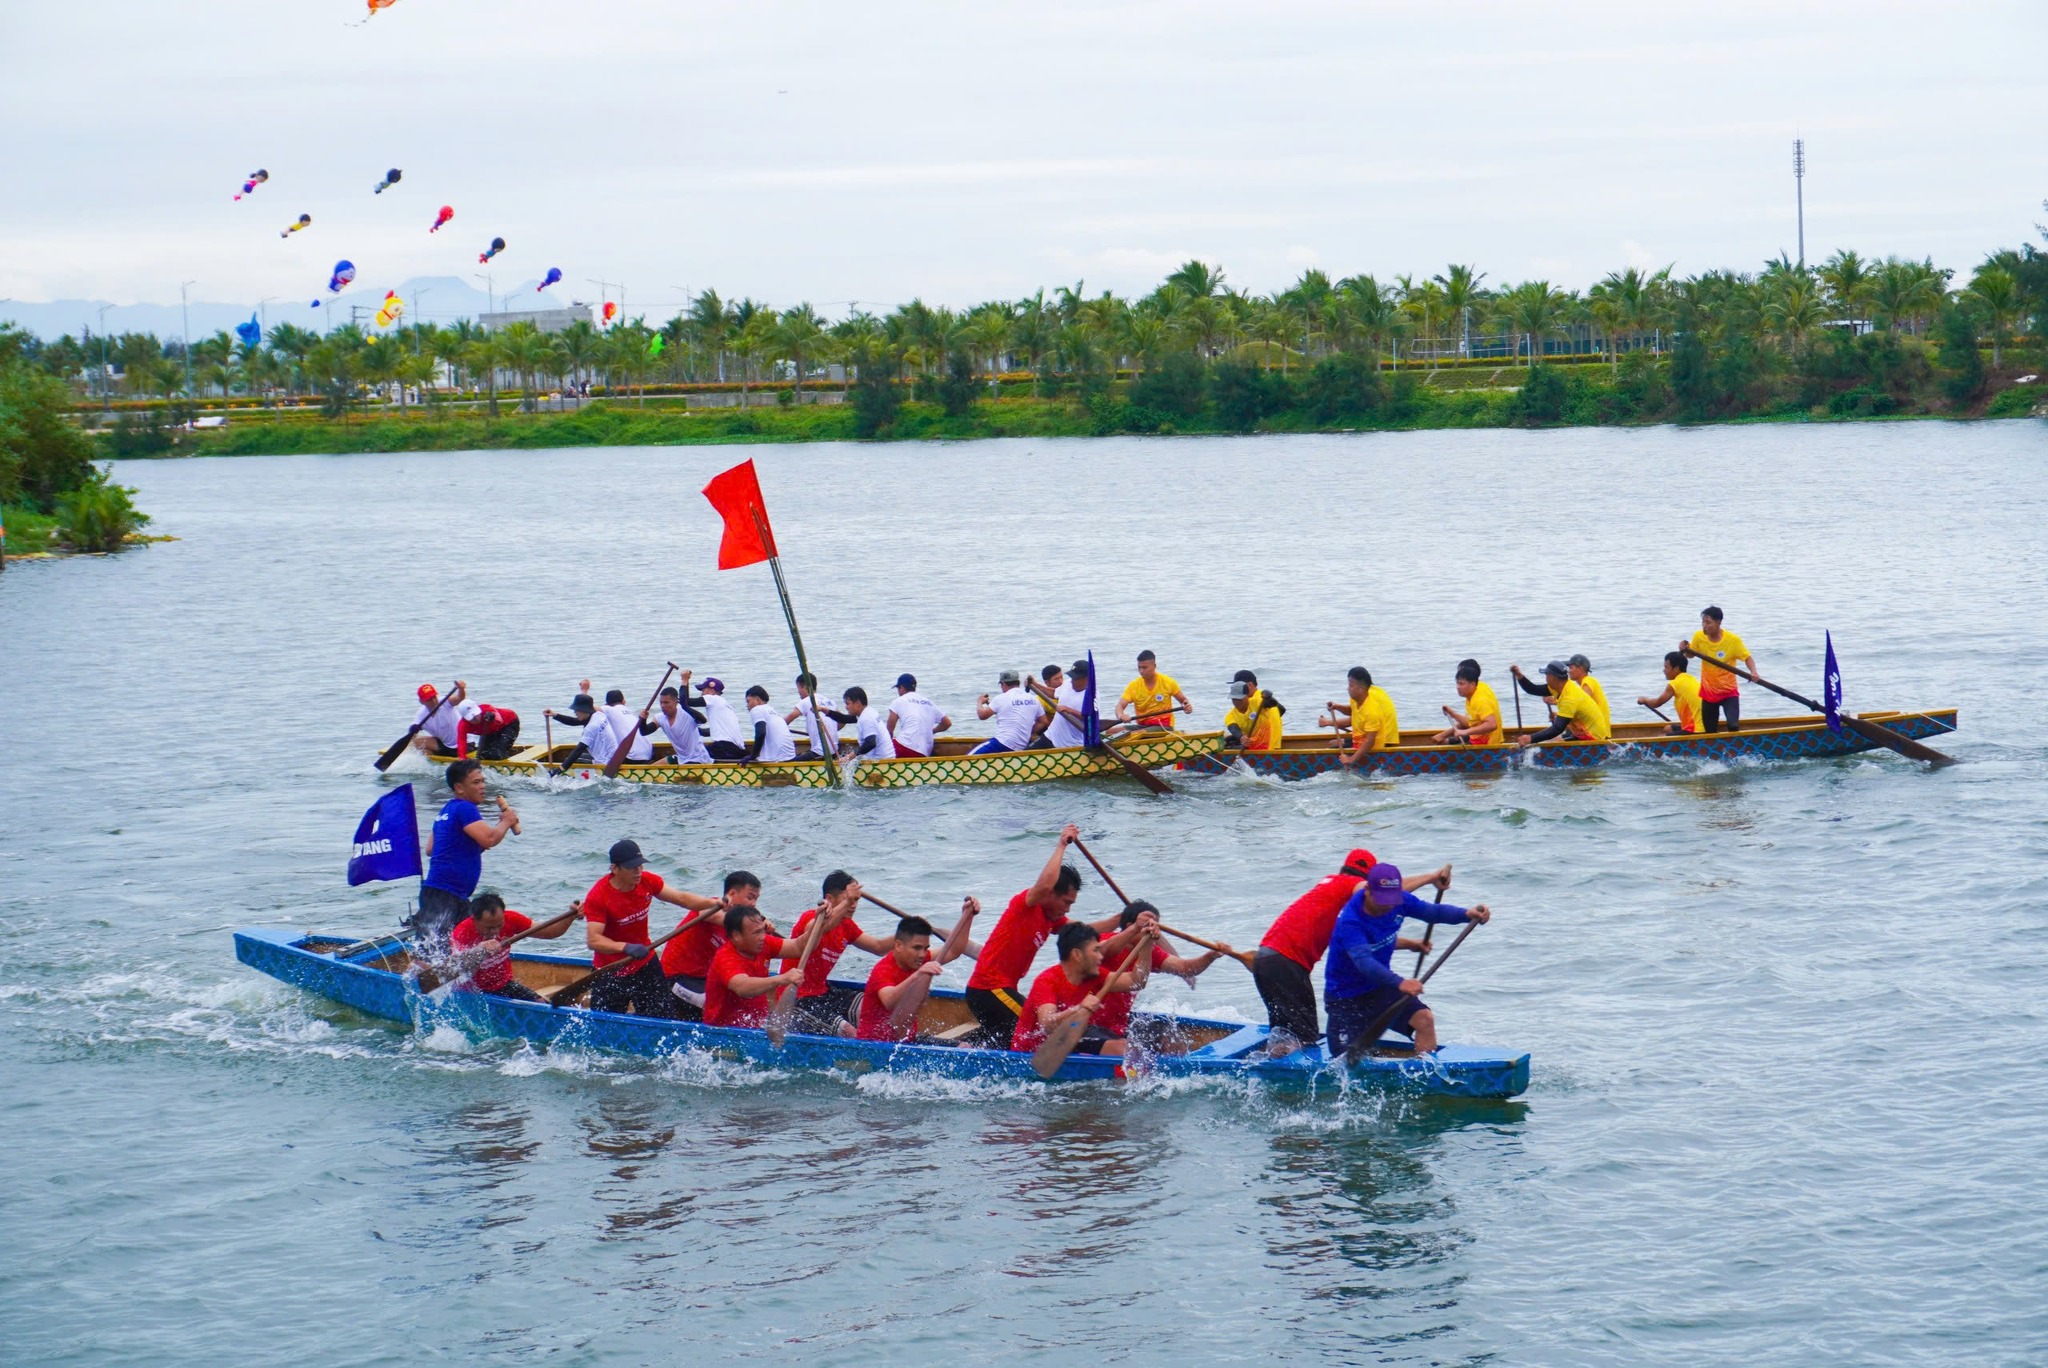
[841,687,896,761]
[407,679,475,757]
[973,670,1048,754]
[585,688,656,768]
[884,673,951,759]
[786,673,842,758]
[743,686,799,762]
[545,686,600,766]
[1039,657,1096,750]
[644,673,712,765]
[690,677,750,761]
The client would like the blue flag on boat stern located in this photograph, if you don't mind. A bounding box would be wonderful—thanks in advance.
[1083,650,1101,748]
[348,785,422,886]
[1823,632,1844,734]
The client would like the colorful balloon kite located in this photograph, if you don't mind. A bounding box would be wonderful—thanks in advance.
[235,315,262,348]
[478,237,505,264]
[430,205,454,233]
[374,168,402,195]
[536,267,563,292]
[648,334,665,359]
[365,0,399,15]
[311,260,356,307]
[234,169,268,201]
[374,291,405,328]
[602,301,618,325]
[280,213,313,238]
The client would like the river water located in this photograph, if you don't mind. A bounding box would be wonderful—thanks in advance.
[2,422,2044,1365]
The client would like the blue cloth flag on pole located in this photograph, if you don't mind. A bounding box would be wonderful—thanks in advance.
[348,784,422,886]
[1082,650,1101,749]
[1822,631,1844,735]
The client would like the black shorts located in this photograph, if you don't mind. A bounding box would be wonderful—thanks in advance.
[1702,695,1741,732]
[482,980,545,1003]
[790,983,860,1035]
[476,719,521,760]
[964,985,1024,1045]
[409,886,471,950]
[1253,947,1320,1046]
[590,959,677,1017]
[666,974,706,1022]
[1326,988,1423,1057]
[705,740,748,761]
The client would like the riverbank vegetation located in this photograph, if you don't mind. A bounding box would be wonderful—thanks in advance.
[0,326,149,554]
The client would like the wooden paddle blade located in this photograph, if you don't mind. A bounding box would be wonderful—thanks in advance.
[1103,738,1172,794]
[765,987,796,1047]
[550,969,600,1008]
[412,965,445,994]
[373,727,420,771]
[1841,714,1956,767]
[1031,1015,1091,1079]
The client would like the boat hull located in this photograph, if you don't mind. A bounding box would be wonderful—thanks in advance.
[1182,709,1959,780]
[233,927,1529,1099]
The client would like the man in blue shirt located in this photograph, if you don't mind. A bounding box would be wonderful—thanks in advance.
[1325,862,1489,1057]
[409,759,520,952]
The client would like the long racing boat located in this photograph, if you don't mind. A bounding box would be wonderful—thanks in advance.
[1180,708,1958,780]
[233,926,1531,1099]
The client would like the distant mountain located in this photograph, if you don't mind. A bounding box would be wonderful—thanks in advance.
[0,275,590,341]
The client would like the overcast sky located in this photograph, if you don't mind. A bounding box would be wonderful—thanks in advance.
[3,0,2043,320]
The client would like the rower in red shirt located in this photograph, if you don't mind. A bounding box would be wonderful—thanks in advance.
[701,907,801,1029]
[1254,849,1449,1055]
[456,703,521,761]
[1087,899,1233,1045]
[660,870,772,1021]
[581,838,721,1017]
[964,823,1155,1045]
[1011,923,1156,1056]
[445,891,571,1001]
[856,905,982,1043]
[776,871,900,1037]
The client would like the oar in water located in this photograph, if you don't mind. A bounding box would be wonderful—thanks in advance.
[1342,920,1480,1066]
[1031,932,1155,1080]
[413,902,582,994]
[604,663,679,778]
[1027,678,1170,795]
[765,908,829,1047]
[1680,647,1954,766]
[550,907,711,1010]
[374,680,457,771]
[1070,837,1248,967]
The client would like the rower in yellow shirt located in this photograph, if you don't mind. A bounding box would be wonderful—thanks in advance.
[1116,650,1190,729]
[1431,658,1504,745]
[1513,661,1611,746]
[1567,654,1611,729]
[1683,605,1762,733]
[1639,652,1703,734]
[1223,671,1285,751]
[1318,666,1399,767]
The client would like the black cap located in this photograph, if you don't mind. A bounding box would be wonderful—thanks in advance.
[566,693,595,714]
[608,839,645,868]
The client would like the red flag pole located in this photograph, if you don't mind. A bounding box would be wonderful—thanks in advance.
[747,504,839,788]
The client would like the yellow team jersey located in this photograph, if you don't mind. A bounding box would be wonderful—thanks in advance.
[1465,681,1503,745]
[1351,686,1399,751]
[1554,679,1611,741]
[1224,690,1284,750]
[1579,674,1612,726]
[1669,673,1703,732]
[1689,629,1749,700]
[1121,674,1181,728]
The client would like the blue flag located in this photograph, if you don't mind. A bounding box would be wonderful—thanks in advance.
[1823,631,1843,734]
[234,314,262,348]
[1083,649,1101,748]
[348,784,422,886]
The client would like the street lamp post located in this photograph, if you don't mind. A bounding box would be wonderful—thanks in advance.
[96,303,112,414]
[180,280,196,398]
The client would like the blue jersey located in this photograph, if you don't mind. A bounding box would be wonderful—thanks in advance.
[422,798,483,897]
[1324,889,1470,1000]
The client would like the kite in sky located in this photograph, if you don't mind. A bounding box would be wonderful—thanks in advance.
[374,291,405,328]
[478,236,505,264]
[374,168,402,194]
[280,213,313,238]
[430,205,453,233]
[234,169,268,201]
[602,301,618,325]
[311,260,356,307]
[648,334,665,358]
[365,0,399,15]
[235,315,262,348]
[537,267,563,292]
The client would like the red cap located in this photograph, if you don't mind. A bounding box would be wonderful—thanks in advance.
[1340,847,1376,878]
[417,683,438,703]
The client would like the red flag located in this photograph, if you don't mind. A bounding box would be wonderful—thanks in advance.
[701,459,779,569]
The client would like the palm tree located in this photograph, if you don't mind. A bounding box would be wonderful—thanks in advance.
[832,310,886,391]
[686,290,732,382]
[555,320,601,405]
[963,306,1014,393]
[1867,257,1948,334]
[1818,249,1872,323]
[1963,265,2021,365]
[1761,274,1827,356]
[1165,260,1225,298]
[1337,275,1399,365]
[492,322,551,413]
[731,311,778,407]
[1498,281,1571,366]
[776,304,828,400]
[1432,264,1487,358]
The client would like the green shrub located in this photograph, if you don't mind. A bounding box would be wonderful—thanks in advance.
[54,466,150,552]
[105,409,175,457]
[937,352,979,417]
[1302,353,1383,424]
[1508,365,1568,424]
[1985,383,2044,418]
[849,366,904,438]
[0,366,98,511]
[1828,385,1898,418]
[1129,353,1206,419]
[1934,306,1986,404]
[1210,360,1292,432]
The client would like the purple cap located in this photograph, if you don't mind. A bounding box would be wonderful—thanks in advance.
[1365,862,1404,908]
[702,677,724,693]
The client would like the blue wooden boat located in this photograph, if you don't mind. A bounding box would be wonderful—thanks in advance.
[1179,708,1959,780]
[233,927,1530,1100]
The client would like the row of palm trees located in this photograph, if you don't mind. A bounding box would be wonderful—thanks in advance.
[30,247,2034,411]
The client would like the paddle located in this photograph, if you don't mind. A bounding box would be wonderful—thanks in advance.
[413,903,582,994]
[1640,702,1671,722]
[374,680,457,771]
[1027,678,1170,795]
[858,890,981,1037]
[765,907,830,1047]
[327,930,409,960]
[1031,932,1154,1080]
[1680,647,1954,766]
[604,663,677,778]
[550,905,712,1010]
[1156,923,1256,971]
[1412,881,1448,976]
[1342,920,1479,1066]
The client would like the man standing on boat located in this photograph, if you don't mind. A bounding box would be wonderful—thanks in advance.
[412,759,519,951]
[885,674,951,759]
[1512,662,1612,747]
[1639,652,1704,734]
[1431,659,1504,745]
[1117,650,1190,729]
[973,671,1048,754]
[645,679,713,764]
[446,891,571,1001]
[1324,864,1490,1058]
[582,839,721,1016]
[661,870,770,1018]
[1685,606,1762,733]
[1255,850,1448,1055]
[964,824,1156,1045]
